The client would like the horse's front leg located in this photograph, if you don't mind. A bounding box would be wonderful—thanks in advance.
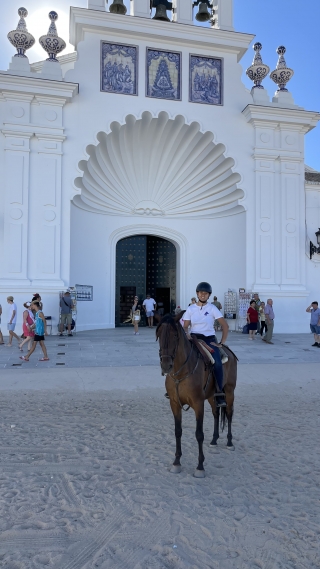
[169,400,182,473]
[194,402,205,478]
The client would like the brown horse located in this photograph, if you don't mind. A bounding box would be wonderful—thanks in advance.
[156,312,237,478]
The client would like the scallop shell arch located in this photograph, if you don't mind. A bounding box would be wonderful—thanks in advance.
[73,111,244,218]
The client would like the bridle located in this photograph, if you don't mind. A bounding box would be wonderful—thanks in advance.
[157,321,200,411]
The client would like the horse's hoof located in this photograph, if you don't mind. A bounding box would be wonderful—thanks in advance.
[226,444,235,451]
[193,468,205,478]
[170,465,182,473]
[209,443,219,452]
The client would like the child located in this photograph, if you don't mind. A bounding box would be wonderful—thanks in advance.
[20,301,49,362]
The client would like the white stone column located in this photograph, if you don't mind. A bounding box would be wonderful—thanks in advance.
[88,0,106,10]
[214,0,234,31]
[130,0,150,18]
[172,0,193,24]
[1,129,33,284]
[242,104,320,295]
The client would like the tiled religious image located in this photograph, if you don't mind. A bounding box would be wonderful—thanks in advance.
[146,49,181,100]
[101,42,138,96]
[189,55,223,105]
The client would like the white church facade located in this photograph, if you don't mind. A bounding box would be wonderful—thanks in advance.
[0,0,319,333]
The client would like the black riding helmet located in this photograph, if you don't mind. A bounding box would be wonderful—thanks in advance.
[196,282,212,294]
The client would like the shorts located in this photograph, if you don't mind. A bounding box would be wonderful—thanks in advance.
[310,324,320,335]
[7,323,16,331]
[146,311,154,317]
[60,313,72,325]
[134,316,140,321]
[34,334,45,342]
[248,322,258,331]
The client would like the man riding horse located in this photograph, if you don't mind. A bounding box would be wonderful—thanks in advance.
[183,281,229,407]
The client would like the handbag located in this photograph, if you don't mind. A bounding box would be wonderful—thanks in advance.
[242,324,249,334]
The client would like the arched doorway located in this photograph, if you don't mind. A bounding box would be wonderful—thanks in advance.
[115,235,176,326]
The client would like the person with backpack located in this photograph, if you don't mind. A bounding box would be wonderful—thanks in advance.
[59,291,73,337]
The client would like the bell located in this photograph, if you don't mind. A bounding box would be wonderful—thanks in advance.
[109,0,127,15]
[195,2,211,22]
[153,4,170,21]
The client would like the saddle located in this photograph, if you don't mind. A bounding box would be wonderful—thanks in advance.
[191,337,215,366]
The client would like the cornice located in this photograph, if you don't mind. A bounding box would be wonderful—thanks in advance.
[242,104,320,133]
[0,73,78,100]
[69,7,254,61]
[2,123,65,137]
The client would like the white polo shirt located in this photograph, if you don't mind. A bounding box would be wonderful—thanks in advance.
[143,298,156,312]
[183,303,223,337]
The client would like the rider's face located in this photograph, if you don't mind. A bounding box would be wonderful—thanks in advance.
[197,291,210,302]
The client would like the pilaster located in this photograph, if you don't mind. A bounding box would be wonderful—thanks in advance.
[0,74,78,290]
[2,128,33,284]
[242,104,320,295]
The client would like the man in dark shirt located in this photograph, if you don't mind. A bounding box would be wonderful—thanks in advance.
[59,292,73,336]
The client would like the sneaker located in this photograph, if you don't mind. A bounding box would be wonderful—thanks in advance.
[216,396,227,408]
[221,355,228,364]
[59,333,64,337]
[68,333,73,337]
[164,392,170,399]
[312,343,319,347]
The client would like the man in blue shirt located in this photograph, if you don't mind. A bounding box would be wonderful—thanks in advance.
[306,301,320,347]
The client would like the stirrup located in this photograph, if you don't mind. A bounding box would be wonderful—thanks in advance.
[214,392,225,398]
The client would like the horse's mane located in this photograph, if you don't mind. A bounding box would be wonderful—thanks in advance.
[156,313,178,337]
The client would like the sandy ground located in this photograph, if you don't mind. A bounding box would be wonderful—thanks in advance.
[0,363,319,569]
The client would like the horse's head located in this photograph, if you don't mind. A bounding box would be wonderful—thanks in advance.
[156,312,185,375]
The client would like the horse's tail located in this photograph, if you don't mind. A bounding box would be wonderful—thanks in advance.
[220,407,226,432]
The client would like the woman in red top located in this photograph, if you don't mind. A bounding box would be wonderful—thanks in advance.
[247,300,259,340]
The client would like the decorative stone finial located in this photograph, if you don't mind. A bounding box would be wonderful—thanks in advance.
[246,42,270,89]
[7,7,35,58]
[39,11,66,62]
[270,46,294,92]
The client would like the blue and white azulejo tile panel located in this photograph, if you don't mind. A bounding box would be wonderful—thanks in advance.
[189,55,223,105]
[101,41,138,96]
[146,49,181,101]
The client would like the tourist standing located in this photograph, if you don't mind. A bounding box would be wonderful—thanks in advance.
[143,294,157,328]
[252,293,261,335]
[247,300,259,340]
[212,296,222,310]
[59,291,73,336]
[20,301,49,361]
[306,301,320,347]
[19,302,35,351]
[132,296,141,335]
[6,296,20,346]
[0,302,4,344]
[263,299,275,344]
[259,302,268,337]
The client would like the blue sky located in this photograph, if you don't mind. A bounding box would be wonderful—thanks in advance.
[1,0,319,169]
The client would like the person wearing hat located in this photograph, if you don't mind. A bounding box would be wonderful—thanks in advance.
[6,296,20,346]
[182,282,229,407]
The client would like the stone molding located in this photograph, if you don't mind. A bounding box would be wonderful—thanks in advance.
[69,7,254,61]
[0,73,78,100]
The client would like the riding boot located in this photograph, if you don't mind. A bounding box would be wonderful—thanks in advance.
[214,390,226,407]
